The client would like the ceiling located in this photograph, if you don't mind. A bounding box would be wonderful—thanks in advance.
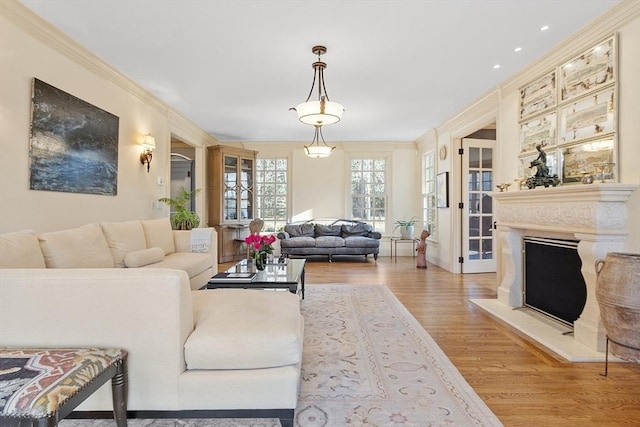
[21,0,620,143]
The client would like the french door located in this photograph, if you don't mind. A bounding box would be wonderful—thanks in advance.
[461,138,496,273]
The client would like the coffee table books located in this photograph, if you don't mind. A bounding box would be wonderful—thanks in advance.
[208,272,257,283]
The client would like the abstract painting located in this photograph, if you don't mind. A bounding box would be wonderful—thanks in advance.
[29,78,119,195]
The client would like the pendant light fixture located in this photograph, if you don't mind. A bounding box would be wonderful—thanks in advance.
[304,125,335,158]
[292,45,344,126]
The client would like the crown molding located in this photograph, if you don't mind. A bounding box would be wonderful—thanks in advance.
[500,0,640,94]
[437,89,500,138]
[168,109,219,148]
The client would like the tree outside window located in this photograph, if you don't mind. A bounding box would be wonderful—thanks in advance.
[255,158,288,232]
[350,158,386,234]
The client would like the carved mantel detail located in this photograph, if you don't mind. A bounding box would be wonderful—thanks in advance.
[490,184,638,352]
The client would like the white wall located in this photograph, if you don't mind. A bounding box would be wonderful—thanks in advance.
[0,3,216,233]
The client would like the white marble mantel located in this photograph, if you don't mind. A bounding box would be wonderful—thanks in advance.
[480,184,638,359]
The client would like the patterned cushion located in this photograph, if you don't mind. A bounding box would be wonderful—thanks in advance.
[0,230,46,268]
[38,223,114,268]
[101,221,147,268]
[284,223,315,237]
[0,348,125,419]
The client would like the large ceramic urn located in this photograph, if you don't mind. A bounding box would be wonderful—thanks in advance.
[595,252,640,362]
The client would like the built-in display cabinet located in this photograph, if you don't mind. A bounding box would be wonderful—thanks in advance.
[517,34,618,186]
[207,145,257,263]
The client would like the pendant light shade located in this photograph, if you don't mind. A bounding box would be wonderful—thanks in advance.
[292,45,344,126]
[304,125,335,158]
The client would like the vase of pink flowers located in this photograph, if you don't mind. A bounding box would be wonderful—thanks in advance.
[244,234,276,270]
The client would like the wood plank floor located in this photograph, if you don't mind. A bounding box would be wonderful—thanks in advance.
[219,256,640,426]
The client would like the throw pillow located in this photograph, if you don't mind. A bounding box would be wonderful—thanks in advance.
[141,218,176,255]
[124,247,165,268]
[284,223,315,237]
[100,221,147,267]
[341,222,372,237]
[315,224,341,236]
[0,230,46,268]
[38,223,114,268]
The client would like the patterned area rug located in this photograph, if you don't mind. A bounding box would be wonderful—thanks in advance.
[60,284,502,427]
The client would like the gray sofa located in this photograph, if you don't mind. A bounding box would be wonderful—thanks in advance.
[277,220,381,261]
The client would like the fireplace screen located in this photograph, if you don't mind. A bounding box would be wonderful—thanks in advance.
[523,237,587,326]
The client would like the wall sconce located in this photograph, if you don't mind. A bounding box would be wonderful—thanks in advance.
[140,134,156,173]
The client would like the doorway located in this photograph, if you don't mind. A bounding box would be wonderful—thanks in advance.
[170,139,196,213]
[461,137,496,273]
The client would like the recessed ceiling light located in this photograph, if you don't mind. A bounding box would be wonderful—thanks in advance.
[514,47,522,52]
[493,64,501,69]
[540,25,550,31]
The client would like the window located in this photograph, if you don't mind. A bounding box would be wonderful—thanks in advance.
[350,158,386,234]
[423,151,437,238]
[255,158,288,232]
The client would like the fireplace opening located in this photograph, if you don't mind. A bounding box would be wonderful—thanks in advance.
[523,237,587,327]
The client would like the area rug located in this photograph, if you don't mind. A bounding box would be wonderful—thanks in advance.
[61,284,502,427]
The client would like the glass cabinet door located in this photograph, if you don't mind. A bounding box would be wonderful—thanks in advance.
[240,158,254,220]
[224,156,238,221]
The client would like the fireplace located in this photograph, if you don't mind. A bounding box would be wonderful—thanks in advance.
[524,237,587,326]
[472,184,637,361]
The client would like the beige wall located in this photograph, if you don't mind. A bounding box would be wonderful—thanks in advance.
[418,2,640,273]
[239,141,422,256]
[0,3,215,233]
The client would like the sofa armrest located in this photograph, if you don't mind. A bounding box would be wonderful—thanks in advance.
[367,231,382,239]
[0,268,194,410]
[277,231,290,240]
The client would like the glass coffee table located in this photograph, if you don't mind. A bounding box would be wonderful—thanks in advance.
[207,258,306,299]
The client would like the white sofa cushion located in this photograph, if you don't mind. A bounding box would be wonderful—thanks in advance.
[124,247,165,268]
[38,223,114,268]
[0,230,46,268]
[142,218,176,255]
[185,290,303,370]
[144,252,211,279]
[101,221,147,267]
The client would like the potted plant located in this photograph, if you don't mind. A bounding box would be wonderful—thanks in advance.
[159,187,201,230]
[394,216,418,239]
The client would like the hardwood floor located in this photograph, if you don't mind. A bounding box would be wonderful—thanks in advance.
[219,256,640,426]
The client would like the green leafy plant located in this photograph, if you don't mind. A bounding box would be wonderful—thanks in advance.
[393,216,418,229]
[159,187,201,230]
[393,216,418,238]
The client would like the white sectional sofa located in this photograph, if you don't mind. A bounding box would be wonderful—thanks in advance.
[0,219,304,426]
[0,218,216,290]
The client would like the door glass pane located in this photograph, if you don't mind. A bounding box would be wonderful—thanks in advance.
[482,216,493,236]
[468,171,480,191]
[482,172,492,191]
[469,216,480,237]
[469,147,480,168]
[482,148,493,168]
[468,194,479,213]
[469,239,480,260]
[482,238,493,259]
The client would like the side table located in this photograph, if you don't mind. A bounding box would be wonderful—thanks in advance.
[390,237,420,262]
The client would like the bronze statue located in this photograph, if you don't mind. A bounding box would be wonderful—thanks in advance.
[525,144,560,189]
